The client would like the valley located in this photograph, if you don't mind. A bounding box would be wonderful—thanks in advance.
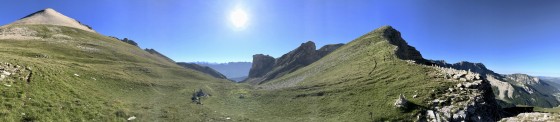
[0,7,558,122]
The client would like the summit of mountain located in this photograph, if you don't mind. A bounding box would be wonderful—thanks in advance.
[6,8,94,32]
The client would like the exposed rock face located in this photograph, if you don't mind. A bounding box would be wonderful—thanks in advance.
[506,74,541,86]
[499,112,559,122]
[424,66,504,121]
[248,54,275,78]
[394,94,408,109]
[244,41,344,84]
[267,41,321,80]
[5,8,94,32]
[177,62,227,79]
[487,75,515,100]
[0,62,32,84]
[430,60,560,108]
[374,26,425,63]
[144,48,175,63]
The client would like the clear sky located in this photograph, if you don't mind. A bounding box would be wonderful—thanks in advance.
[0,0,559,77]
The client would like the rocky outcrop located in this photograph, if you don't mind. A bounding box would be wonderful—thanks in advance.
[0,62,33,85]
[430,60,560,108]
[394,94,408,109]
[267,41,321,80]
[244,41,344,85]
[375,26,425,63]
[248,54,275,78]
[177,62,227,79]
[423,66,504,121]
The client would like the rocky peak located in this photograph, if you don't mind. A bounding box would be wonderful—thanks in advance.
[8,8,94,32]
[244,41,344,84]
[248,54,275,78]
[274,41,320,67]
[374,26,425,63]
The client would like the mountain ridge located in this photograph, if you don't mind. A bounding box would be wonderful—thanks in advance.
[243,41,344,85]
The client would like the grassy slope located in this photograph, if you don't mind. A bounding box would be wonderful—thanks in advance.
[0,24,460,121]
[226,26,453,121]
[0,25,249,121]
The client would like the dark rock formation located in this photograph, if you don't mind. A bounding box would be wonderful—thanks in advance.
[177,62,227,79]
[267,41,321,80]
[248,54,275,78]
[375,26,425,63]
[244,41,344,84]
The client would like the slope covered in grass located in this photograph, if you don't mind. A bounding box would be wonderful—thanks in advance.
[219,26,456,121]
[0,24,250,121]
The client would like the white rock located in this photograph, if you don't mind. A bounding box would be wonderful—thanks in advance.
[74,73,79,77]
[127,116,136,121]
[226,117,231,120]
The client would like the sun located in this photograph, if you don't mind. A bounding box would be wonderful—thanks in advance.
[230,8,248,29]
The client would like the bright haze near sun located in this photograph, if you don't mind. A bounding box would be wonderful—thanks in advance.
[230,6,248,29]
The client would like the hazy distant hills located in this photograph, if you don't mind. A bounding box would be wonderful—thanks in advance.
[176,62,227,79]
[195,62,252,82]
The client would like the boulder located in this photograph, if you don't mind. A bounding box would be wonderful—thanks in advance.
[394,94,408,108]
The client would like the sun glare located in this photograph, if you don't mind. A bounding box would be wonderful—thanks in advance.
[230,8,248,29]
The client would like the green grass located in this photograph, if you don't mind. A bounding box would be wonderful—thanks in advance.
[0,25,455,121]
[0,25,248,121]
[224,26,454,121]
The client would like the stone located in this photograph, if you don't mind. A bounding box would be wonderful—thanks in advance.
[127,116,136,121]
[394,94,408,108]
[456,83,464,88]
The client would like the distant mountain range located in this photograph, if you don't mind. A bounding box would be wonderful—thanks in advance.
[195,62,252,82]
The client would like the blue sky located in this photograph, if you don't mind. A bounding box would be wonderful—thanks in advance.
[0,0,559,76]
